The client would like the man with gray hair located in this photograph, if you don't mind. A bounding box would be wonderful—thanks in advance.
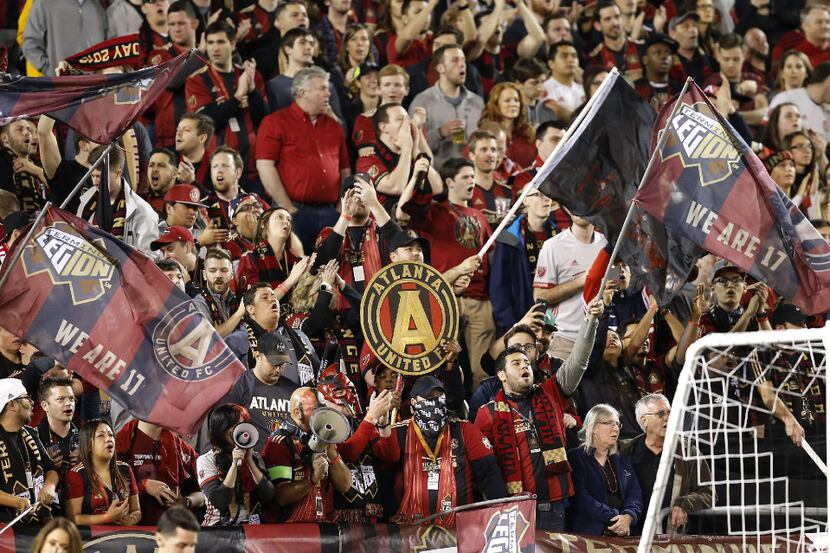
[256,66,351,251]
[620,393,714,533]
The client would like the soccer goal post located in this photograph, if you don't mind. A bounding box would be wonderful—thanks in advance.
[638,324,830,553]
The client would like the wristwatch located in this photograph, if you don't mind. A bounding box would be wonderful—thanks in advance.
[320,282,333,293]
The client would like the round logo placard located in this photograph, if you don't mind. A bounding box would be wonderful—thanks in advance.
[360,261,459,376]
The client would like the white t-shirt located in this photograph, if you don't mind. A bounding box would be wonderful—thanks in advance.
[533,228,607,342]
[542,77,586,115]
[768,88,830,143]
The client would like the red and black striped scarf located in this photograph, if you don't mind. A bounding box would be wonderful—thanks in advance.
[491,387,569,494]
[201,288,240,326]
[393,420,458,527]
[81,185,127,240]
[339,222,382,308]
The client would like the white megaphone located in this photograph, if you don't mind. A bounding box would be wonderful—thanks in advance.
[308,407,351,453]
[232,422,260,466]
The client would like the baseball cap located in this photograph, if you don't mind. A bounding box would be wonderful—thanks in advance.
[712,262,745,280]
[2,212,32,241]
[354,61,380,80]
[770,302,807,327]
[762,149,794,172]
[410,375,445,400]
[150,225,195,251]
[256,332,291,365]
[340,174,364,196]
[229,193,263,220]
[643,33,679,52]
[164,184,206,207]
[389,229,430,255]
[669,11,700,30]
[0,378,28,413]
[359,342,379,374]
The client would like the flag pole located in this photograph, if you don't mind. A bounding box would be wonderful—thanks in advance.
[400,493,536,527]
[59,141,117,210]
[594,77,694,300]
[476,68,621,259]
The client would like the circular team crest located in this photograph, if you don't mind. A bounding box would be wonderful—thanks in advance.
[361,261,459,376]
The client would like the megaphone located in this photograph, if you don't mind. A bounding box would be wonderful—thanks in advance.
[232,422,259,450]
[308,408,351,453]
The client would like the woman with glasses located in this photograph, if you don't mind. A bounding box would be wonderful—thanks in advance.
[783,130,826,216]
[620,394,714,534]
[65,419,141,526]
[567,404,642,536]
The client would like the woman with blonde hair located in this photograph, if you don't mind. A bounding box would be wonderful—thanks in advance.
[480,82,536,169]
[31,517,83,553]
[773,51,812,95]
[567,404,642,536]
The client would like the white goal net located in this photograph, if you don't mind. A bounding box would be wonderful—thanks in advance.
[638,325,829,553]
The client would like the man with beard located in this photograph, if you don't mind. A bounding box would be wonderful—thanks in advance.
[0,120,46,214]
[588,1,643,82]
[372,375,507,525]
[203,147,243,243]
[473,303,601,532]
[193,249,245,336]
[223,194,264,269]
[620,394,713,534]
[356,103,441,215]
[147,0,200,150]
[668,12,713,84]
[634,34,683,112]
[231,283,320,384]
[0,378,58,522]
[144,148,178,217]
[174,113,214,192]
[743,28,771,85]
[261,387,351,522]
[186,21,267,184]
[315,366,394,522]
[222,332,298,451]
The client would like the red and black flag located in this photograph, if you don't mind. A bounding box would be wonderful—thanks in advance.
[535,70,656,244]
[0,206,246,435]
[63,34,143,72]
[0,49,202,144]
[456,497,536,553]
[633,82,830,314]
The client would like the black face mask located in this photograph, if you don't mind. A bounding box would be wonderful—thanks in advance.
[413,395,448,438]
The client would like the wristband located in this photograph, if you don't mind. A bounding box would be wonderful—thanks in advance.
[330,454,341,465]
[276,283,290,296]
[376,422,390,429]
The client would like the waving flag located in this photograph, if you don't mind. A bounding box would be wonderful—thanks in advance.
[535,71,656,244]
[634,82,830,315]
[0,49,202,144]
[0,206,246,435]
[64,34,142,71]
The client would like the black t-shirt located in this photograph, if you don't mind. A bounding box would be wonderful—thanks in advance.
[0,354,24,380]
[49,159,90,215]
[222,371,298,450]
[628,437,672,530]
[0,427,57,522]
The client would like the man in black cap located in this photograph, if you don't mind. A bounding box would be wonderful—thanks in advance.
[668,11,713,84]
[222,331,298,451]
[697,264,770,337]
[634,34,683,112]
[386,228,477,296]
[372,374,507,525]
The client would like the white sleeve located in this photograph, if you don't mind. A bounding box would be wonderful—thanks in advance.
[533,237,559,289]
[196,452,220,487]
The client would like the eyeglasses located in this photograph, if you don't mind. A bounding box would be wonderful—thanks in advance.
[790,143,813,151]
[645,410,670,419]
[15,396,32,404]
[598,420,622,429]
[235,204,262,215]
[514,343,536,353]
[713,277,744,286]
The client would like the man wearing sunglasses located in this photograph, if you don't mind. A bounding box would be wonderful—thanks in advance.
[620,393,713,534]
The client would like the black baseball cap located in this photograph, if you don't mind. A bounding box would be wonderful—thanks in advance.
[643,33,679,52]
[669,11,700,30]
[256,332,291,365]
[389,229,431,257]
[410,375,445,400]
[2,212,32,241]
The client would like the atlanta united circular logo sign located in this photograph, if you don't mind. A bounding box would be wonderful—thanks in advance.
[360,261,459,376]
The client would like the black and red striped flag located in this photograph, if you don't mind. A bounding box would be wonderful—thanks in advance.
[0,49,201,144]
[632,82,830,314]
[0,206,245,435]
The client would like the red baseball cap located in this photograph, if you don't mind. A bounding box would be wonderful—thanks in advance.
[151,225,195,251]
[164,184,205,207]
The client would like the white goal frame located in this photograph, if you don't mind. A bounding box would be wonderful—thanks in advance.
[638,324,830,552]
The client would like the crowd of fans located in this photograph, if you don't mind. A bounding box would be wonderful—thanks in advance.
[0,0,827,539]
